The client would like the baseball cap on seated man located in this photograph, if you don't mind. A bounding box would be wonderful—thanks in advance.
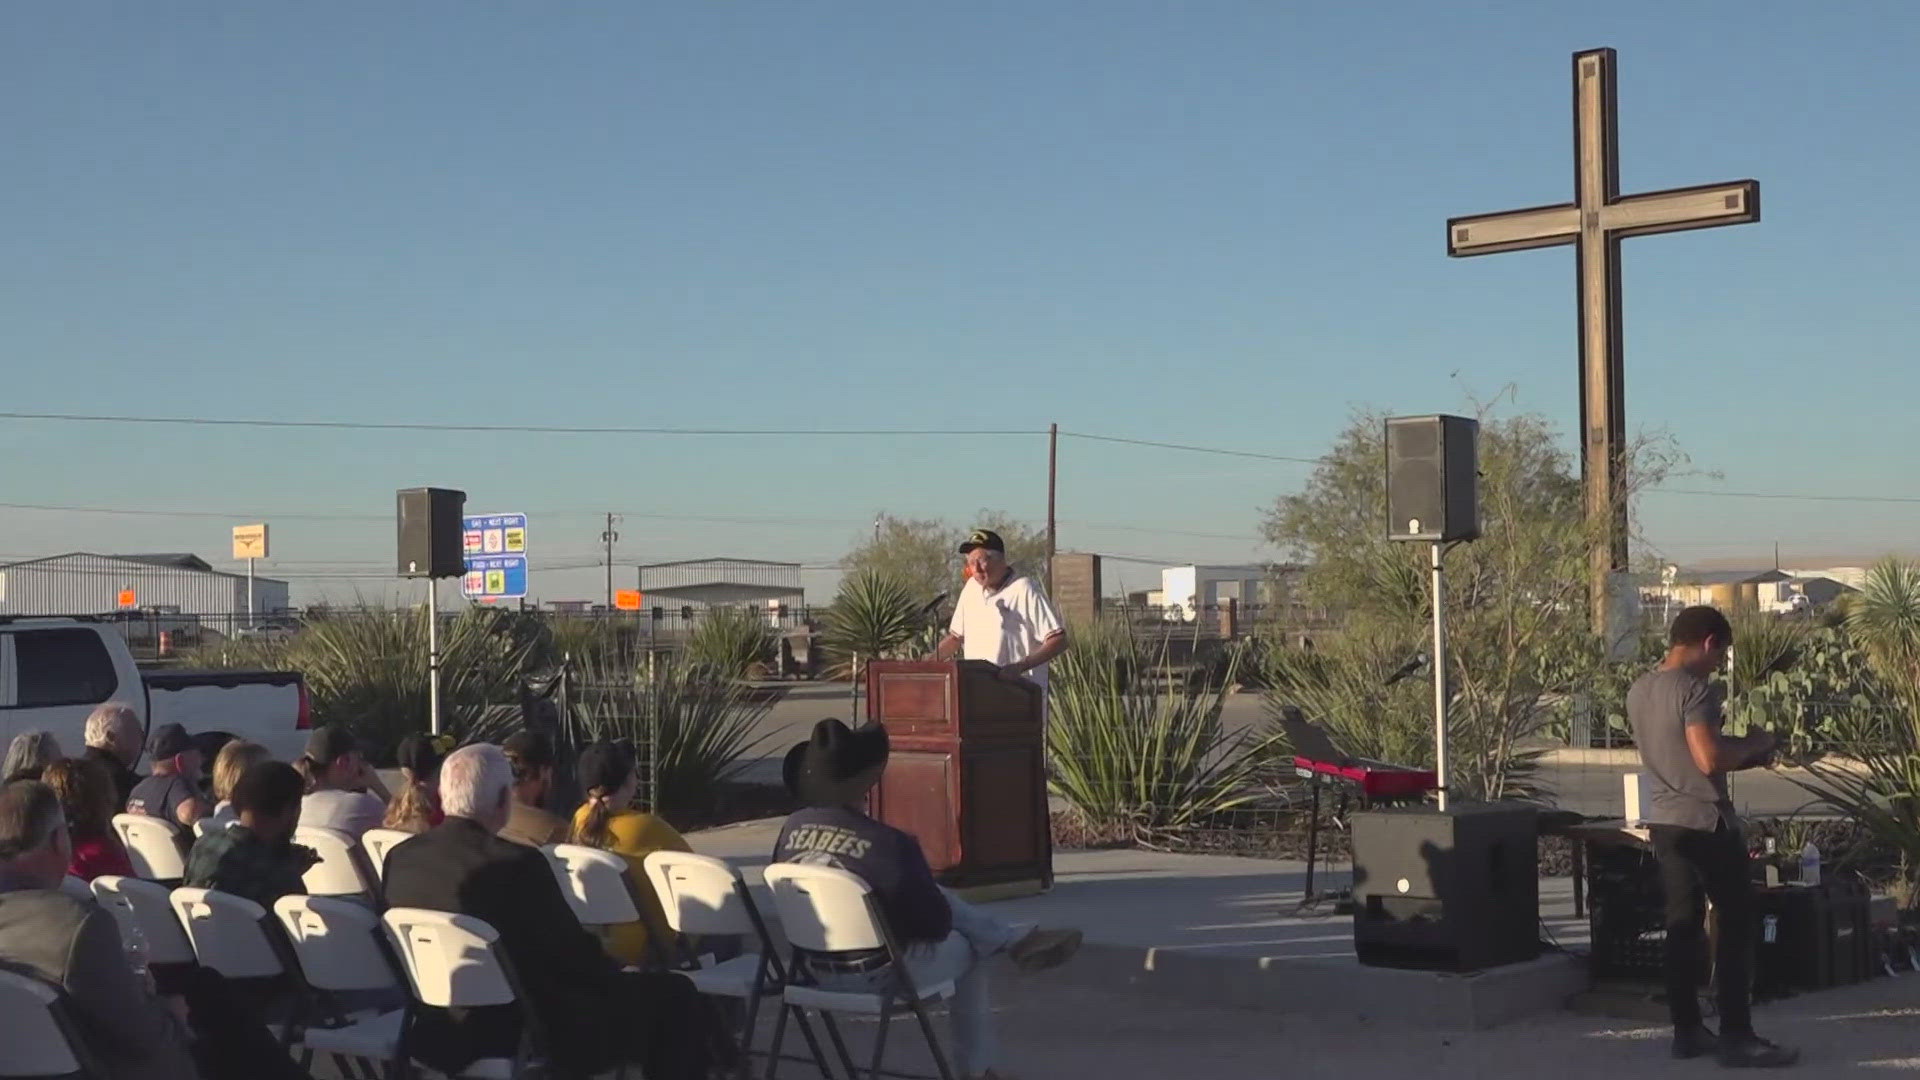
[957,528,1005,554]
[148,723,195,760]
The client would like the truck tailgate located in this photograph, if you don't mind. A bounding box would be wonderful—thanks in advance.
[144,669,309,763]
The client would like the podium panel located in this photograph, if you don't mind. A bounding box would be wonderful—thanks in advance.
[866,660,1051,890]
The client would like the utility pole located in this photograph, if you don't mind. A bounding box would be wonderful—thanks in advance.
[1046,422,1059,579]
[874,516,881,546]
[602,513,621,611]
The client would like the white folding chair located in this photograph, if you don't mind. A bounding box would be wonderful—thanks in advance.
[90,876,197,969]
[274,895,407,1077]
[169,887,288,980]
[0,969,102,1079]
[112,812,188,882]
[295,826,379,899]
[543,843,670,966]
[359,828,414,882]
[58,876,94,903]
[645,850,830,1073]
[381,908,549,1080]
[762,863,958,1080]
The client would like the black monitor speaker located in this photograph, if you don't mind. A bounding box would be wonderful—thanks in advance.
[1385,415,1480,542]
[1351,803,1540,972]
[396,487,467,578]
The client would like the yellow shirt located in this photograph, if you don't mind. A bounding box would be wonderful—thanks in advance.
[568,804,691,966]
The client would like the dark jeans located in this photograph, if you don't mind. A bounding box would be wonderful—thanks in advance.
[178,967,312,1080]
[1650,822,1753,1037]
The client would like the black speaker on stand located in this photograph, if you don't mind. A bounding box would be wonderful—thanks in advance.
[396,487,467,579]
[1386,414,1480,543]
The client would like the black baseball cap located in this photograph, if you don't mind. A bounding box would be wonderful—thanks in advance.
[302,723,359,765]
[958,529,1005,554]
[149,723,194,759]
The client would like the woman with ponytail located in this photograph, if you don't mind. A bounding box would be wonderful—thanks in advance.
[569,740,690,966]
[382,735,446,834]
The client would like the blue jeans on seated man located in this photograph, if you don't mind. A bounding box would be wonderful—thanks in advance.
[809,888,1029,1078]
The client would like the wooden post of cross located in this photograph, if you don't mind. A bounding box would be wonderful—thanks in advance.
[1446,47,1759,643]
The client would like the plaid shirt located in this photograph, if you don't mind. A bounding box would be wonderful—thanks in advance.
[184,825,316,909]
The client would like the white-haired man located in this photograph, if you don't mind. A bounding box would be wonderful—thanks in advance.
[382,743,725,1080]
[82,702,145,804]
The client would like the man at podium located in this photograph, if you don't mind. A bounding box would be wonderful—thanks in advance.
[936,529,1069,715]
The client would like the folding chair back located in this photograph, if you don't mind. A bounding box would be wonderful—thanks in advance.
[112,812,187,881]
[295,826,378,898]
[643,850,756,937]
[170,887,286,980]
[90,875,196,966]
[545,843,641,925]
[275,895,400,993]
[359,828,414,882]
[762,863,886,953]
[0,970,94,1078]
[57,876,93,904]
[381,908,516,1009]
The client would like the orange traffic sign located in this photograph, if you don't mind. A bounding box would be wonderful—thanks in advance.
[117,589,137,608]
[614,589,644,611]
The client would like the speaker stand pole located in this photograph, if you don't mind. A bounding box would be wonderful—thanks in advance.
[428,577,443,736]
[1431,541,1448,813]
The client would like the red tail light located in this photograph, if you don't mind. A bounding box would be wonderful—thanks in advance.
[296,681,312,730]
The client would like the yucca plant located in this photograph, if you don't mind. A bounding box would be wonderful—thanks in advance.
[686,607,777,681]
[1728,613,1807,698]
[271,607,537,762]
[821,570,930,678]
[1047,640,1267,845]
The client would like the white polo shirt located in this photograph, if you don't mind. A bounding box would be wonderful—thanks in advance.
[947,570,1065,691]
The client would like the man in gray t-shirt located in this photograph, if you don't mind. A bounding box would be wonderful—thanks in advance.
[1626,605,1794,1069]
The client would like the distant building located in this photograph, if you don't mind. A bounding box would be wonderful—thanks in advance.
[0,552,289,620]
[1642,567,1854,617]
[637,558,804,611]
[1155,564,1269,622]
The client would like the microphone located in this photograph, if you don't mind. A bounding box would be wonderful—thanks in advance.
[1382,653,1429,687]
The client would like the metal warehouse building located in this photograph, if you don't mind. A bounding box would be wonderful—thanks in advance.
[0,552,290,619]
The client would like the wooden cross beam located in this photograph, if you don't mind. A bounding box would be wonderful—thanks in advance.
[1447,47,1759,639]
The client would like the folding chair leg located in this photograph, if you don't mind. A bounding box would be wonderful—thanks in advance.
[909,999,957,1080]
[789,1007,834,1080]
[765,999,791,1080]
[742,989,765,1050]
[867,1005,893,1080]
[820,1013,861,1079]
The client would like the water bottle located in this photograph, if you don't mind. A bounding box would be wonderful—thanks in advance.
[1799,840,1821,887]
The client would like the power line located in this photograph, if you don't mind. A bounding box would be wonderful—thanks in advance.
[0,411,1038,438]
[0,501,858,526]
[1646,487,1920,506]
[1059,430,1321,465]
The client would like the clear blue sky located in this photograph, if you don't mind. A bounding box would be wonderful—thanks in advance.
[3,2,1915,604]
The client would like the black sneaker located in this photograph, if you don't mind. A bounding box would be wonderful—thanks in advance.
[1718,1034,1800,1069]
[1673,1025,1720,1060]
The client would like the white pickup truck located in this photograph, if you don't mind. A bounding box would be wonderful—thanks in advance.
[0,617,310,765]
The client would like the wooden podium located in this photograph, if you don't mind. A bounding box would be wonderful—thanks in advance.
[865,660,1052,896]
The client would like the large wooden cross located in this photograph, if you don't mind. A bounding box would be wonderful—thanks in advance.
[1447,47,1759,638]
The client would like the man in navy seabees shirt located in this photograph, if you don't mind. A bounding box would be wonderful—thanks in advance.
[772,719,1079,1080]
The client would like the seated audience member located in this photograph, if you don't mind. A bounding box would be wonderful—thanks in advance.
[381,734,445,834]
[570,740,691,966]
[44,756,135,880]
[382,744,723,1080]
[774,719,1082,1080]
[82,702,145,805]
[2,729,62,783]
[127,723,210,830]
[205,739,273,834]
[296,724,389,839]
[0,780,311,1080]
[499,730,569,848]
[187,761,319,910]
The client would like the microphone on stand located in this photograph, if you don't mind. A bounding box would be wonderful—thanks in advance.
[1382,652,1429,687]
